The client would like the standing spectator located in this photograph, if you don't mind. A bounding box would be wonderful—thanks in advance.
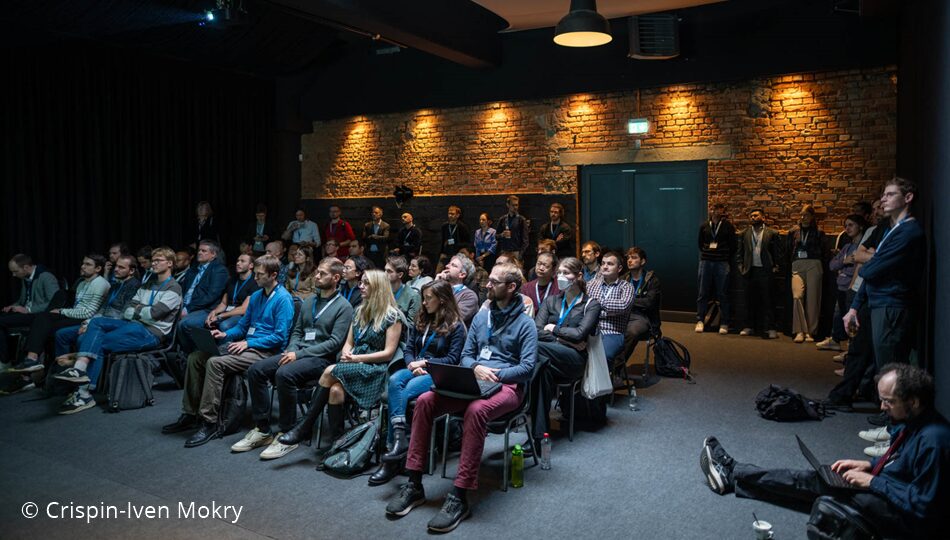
[695,202,736,334]
[282,209,321,250]
[407,256,434,292]
[362,206,390,268]
[834,202,873,251]
[324,205,357,258]
[736,209,781,339]
[393,213,422,260]
[496,195,530,259]
[473,213,497,270]
[248,203,277,255]
[538,202,574,259]
[438,206,471,267]
[186,201,220,249]
[818,215,866,353]
[788,204,825,343]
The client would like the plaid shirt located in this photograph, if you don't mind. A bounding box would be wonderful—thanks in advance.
[587,275,634,335]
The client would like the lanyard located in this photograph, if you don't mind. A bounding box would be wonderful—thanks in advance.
[448,224,457,239]
[329,221,337,236]
[420,326,437,355]
[535,281,552,305]
[373,222,380,234]
[254,286,277,320]
[294,274,300,291]
[452,284,465,294]
[233,275,253,302]
[751,227,764,249]
[394,285,405,300]
[148,277,173,306]
[558,294,582,326]
[256,222,264,235]
[107,280,125,307]
[345,285,357,302]
[876,218,910,253]
[600,280,615,301]
[485,311,493,343]
[355,322,368,342]
[799,229,811,248]
[710,220,722,239]
[550,222,558,238]
[629,275,643,295]
[311,294,340,323]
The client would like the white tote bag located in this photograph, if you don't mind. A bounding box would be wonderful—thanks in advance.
[581,334,613,399]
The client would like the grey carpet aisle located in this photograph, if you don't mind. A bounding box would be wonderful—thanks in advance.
[0,323,871,539]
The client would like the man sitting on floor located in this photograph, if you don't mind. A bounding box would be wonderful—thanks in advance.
[385,262,537,533]
[162,255,294,448]
[700,363,949,539]
[236,257,353,459]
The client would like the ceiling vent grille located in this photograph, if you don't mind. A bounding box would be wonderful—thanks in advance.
[628,14,679,60]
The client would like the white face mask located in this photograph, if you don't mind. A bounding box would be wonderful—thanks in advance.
[556,276,572,290]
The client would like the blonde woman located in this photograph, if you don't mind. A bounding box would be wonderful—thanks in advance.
[279,269,403,448]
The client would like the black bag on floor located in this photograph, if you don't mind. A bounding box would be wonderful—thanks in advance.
[755,385,829,421]
[217,374,248,436]
[106,353,155,412]
[806,496,881,540]
[652,336,693,380]
[320,415,381,478]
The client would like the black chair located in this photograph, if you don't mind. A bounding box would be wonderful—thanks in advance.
[100,307,183,396]
[554,378,582,441]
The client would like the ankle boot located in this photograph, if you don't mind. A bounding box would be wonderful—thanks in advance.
[278,387,329,445]
[382,423,409,462]
[367,459,402,486]
[327,404,345,439]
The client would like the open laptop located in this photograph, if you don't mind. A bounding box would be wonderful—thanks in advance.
[796,435,869,491]
[191,327,224,356]
[428,363,501,400]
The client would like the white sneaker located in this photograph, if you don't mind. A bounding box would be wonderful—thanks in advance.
[804,334,815,343]
[718,325,729,335]
[793,333,805,343]
[739,328,754,336]
[815,338,841,351]
[231,428,274,453]
[767,330,778,339]
[694,321,704,333]
[832,352,847,362]
[260,434,298,460]
[859,426,891,443]
[864,442,890,458]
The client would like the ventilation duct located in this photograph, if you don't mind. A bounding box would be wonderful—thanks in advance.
[628,14,679,60]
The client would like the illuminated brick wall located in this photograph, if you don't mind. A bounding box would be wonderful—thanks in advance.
[302,66,896,229]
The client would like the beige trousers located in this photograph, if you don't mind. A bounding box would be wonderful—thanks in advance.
[791,259,823,335]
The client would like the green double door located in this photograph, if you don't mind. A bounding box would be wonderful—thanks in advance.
[580,160,707,313]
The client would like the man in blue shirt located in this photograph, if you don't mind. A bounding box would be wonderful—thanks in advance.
[177,240,229,353]
[700,363,949,539]
[162,255,294,448]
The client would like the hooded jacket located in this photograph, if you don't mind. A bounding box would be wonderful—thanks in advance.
[460,293,537,384]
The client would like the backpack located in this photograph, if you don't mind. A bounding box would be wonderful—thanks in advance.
[806,496,881,540]
[320,416,381,478]
[755,385,829,422]
[217,374,248,436]
[652,336,694,381]
[106,353,156,412]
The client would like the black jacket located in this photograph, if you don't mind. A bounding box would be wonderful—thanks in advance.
[736,226,781,276]
[534,292,601,349]
[623,270,661,328]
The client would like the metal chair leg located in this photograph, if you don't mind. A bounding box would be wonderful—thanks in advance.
[568,381,576,441]
[441,415,451,479]
[502,427,510,492]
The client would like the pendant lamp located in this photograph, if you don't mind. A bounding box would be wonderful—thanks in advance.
[554,0,612,47]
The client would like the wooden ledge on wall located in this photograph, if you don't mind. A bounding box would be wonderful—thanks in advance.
[558,144,734,166]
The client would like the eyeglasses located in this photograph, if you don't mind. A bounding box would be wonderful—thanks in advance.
[486,278,512,287]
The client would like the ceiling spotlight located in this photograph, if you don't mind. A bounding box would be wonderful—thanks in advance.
[554,0,612,48]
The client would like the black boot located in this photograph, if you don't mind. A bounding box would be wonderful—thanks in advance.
[327,403,345,439]
[278,387,329,446]
[382,422,409,462]
[368,460,402,486]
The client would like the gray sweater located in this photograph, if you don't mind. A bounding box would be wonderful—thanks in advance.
[61,276,110,320]
[287,293,355,359]
[17,268,60,313]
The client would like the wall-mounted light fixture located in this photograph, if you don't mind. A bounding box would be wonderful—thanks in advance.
[554,0,612,48]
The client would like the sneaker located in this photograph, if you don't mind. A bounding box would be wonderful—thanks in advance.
[260,435,298,460]
[793,333,805,343]
[766,330,778,339]
[832,352,847,362]
[864,442,890,458]
[427,493,471,533]
[59,392,96,415]
[54,367,90,383]
[0,378,36,395]
[694,321,704,333]
[718,325,729,335]
[385,482,426,517]
[739,328,753,336]
[8,358,43,373]
[699,436,735,495]
[859,426,891,443]
[816,338,841,351]
[804,334,815,343]
[834,368,844,377]
[230,428,274,453]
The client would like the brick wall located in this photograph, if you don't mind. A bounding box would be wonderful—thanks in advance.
[302,66,897,230]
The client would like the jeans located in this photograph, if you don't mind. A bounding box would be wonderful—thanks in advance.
[246,353,331,432]
[601,333,624,365]
[76,318,160,388]
[531,342,586,439]
[217,316,242,333]
[177,310,211,354]
[831,289,850,342]
[386,369,434,443]
[54,325,82,357]
[697,260,730,324]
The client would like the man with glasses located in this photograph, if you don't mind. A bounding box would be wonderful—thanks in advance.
[163,255,294,448]
[438,254,478,327]
[53,247,182,414]
[580,241,601,282]
[386,262,537,533]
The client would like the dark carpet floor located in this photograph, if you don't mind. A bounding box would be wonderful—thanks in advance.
[0,322,873,539]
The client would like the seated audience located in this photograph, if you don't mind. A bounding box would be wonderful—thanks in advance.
[162,255,293,448]
[521,251,559,312]
[438,206,471,266]
[438,253,479,327]
[407,256,434,291]
[136,246,154,283]
[177,241,230,353]
[621,247,661,360]
[393,212,422,259]
[248,203,277,255]
[323,238,340,259]
[349,238,366,258]
[384,262,537,533]
[341,255,374,309]
[174,248,195,283]
[538,202,574,259]
[372,280,466,485]
[286,245,318,300]
[580,241,601,281]
[363,206,391,268]
[283,208,321,250]
[205,253,259,333]
[530,257,600,448]
[235,257,354,459]
[278,269,403,448]
[265,240,290,284]
[386,256,421,323]
[104,242,130,284]
[325,205,357,258]
[526,240,557,281]
[54,247,182,414]
[473,212,497,269]
[0,254,60,367]
[700,364,949,539]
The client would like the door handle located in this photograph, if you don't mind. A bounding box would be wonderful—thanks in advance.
[617,219,628,223]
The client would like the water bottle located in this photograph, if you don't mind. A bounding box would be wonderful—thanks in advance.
[510,444,524,488]
[540,433,552,470]
[629,386,639,411]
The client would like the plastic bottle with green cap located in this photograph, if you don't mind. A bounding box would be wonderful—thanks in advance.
[510,444,524,488]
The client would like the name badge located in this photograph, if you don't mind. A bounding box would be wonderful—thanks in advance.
[224,305,236,312]
[708,241,718,249]
[797,250,808,259]
[369,244,378,252]
[247,327,256,336]
[304,329,317,341]
[447,238,455,245]
[479,346,492,361]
